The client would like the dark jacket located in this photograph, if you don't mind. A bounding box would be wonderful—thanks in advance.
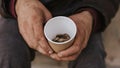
[0,0,119,32]
[0,0,12,17]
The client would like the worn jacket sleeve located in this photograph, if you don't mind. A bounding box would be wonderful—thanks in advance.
[80,0,119,28]
[77,0,120,32]
[0,0,119,32]
[47,0,119,32]
[0,0,12,18]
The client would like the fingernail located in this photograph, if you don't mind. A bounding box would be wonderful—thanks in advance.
[49,51,53,54]
[50,55,55,59]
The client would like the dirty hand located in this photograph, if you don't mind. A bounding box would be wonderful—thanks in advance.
[15,0,53,56]
[50,11,93,61]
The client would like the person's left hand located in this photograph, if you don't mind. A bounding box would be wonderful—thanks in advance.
[50,11,93,61]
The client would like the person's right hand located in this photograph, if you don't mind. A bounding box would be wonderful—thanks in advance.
[15,0,53,56]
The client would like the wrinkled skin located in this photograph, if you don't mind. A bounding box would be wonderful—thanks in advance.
[16,0,53,56]
[16,0,93,61]
[50,11,93,61]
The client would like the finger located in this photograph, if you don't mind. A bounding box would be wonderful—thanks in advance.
[44,12,52,21]
[57,32,82,58]
[33,19,53,55]
[38,37,53,55]
[37,46,50,56]
[18,20,37,49]
[50,53,61,61]
[60,53,80,61]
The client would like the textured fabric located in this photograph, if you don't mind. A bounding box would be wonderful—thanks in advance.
[68,33,106,68]
[0,0,12,18]
[9,0,16,18]
[0,16,35,68]
[43,0,119,31]
[8,0,101,32]
[0,0,119,68]
[0,0,119,31]
[0,16,106,68]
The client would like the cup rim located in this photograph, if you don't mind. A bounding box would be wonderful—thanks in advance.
[44,16,77,45]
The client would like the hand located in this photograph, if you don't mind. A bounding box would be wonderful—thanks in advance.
[50,11,93,61]
[15,0,53,56]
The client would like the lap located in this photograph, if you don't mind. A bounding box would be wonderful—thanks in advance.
[0,17,35,67]
[69,33,106,68]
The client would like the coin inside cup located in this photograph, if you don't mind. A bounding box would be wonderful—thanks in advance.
[52,33,70,43]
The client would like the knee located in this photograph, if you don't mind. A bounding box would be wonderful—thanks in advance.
[0,18,30,59]
[0,38,32,68]
[0,46,31,68]
[0,37,31,61]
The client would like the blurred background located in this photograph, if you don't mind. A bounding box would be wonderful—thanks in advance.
[32,5,120,68]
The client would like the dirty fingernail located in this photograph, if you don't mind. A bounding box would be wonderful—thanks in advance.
[50,55,55,59]
[49,51,53,54]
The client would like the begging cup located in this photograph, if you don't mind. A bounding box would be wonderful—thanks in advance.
[44,16,77,52]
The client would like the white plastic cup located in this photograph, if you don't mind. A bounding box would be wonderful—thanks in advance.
[44,16,77,52]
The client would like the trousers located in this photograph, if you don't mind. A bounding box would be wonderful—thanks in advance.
[0,16,106,68]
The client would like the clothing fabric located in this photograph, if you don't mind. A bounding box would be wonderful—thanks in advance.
[69,33,106,68]
[0,16,106,68]
[0,0,119,32]
[9,0,16,18]
[8,1,103,32]
[0,0,119,68]
[0,16,35,68]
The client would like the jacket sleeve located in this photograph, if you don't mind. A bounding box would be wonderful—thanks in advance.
[0,0,13,18]
[47,0,119,32]
[79,0,119,28]
[77,0,120,32]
